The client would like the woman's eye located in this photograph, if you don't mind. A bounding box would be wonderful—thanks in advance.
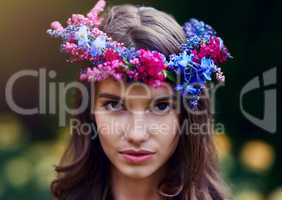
[102,101,125,112]
[152,102,173,114]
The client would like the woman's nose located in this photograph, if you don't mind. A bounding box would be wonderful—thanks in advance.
[125,112,150,145]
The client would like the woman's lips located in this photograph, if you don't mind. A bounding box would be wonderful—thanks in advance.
[119,150,156,164]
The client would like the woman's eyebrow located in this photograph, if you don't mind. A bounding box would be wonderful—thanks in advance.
[154,95,176,101]
[97,93,122,100]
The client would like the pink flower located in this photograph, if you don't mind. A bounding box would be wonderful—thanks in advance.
[80,73,88,81]
[67,14,88,26]
[130,58,140,65]
[50,21,64,31]
[87,0,106,26]
[87,60,125,81]
[66,0,106,27]
[215,67,225,82]
[62,42,93,62]
[81,67,108,82]
[138,49,166,79]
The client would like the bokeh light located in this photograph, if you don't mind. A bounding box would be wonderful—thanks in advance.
[4,157,33,188]
[0,114,25,151]
[235,190,264,200]
[240,140,275,172]
[213,132,232,160]
[34,155,57,189]
[268,187,282,200]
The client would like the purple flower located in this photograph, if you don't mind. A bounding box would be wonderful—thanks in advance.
[183,18,216,39]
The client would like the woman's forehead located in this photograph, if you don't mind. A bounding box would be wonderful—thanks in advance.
[95,77,175,100]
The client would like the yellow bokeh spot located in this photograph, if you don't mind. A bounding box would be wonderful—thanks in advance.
[34,155,57,189]
[17,140,67,190]
[23,142,53,161]
[236,190,264,200]
[0,114,24,150]
[213,133,232,160]
[5,157,33,188]
[240,140,275,172]
[268,187,282,200]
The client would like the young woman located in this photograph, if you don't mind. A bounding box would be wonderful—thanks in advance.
[47,0,232,199]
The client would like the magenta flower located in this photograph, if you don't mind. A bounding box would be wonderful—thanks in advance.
[104,49,121,62]
[192,36,231,64]
[138,49,166,79]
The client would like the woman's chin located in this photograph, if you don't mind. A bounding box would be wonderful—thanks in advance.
[116,164,157,180]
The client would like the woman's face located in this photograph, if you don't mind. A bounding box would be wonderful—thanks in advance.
[93,77,180,179]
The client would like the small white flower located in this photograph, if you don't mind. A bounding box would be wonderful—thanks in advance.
[75,25,89,46]
[92,36,106,49]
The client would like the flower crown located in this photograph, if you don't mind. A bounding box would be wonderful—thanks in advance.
[47,0,232,109]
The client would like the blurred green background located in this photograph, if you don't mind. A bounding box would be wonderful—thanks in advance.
[0,0,281,199]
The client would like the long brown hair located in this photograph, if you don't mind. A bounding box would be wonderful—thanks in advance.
[51,4,230,200]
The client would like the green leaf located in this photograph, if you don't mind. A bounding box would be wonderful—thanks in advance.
[163,70,176,82]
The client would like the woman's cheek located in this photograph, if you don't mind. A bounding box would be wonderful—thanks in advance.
[96,113,128,152]
[96,114,119,160]
[155,114,179,150]
[95,112,123,135]
[151,112,178,135]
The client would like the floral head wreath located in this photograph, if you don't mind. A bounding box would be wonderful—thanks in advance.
[47,0,232,109]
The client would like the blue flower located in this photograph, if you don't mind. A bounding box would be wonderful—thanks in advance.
[200,57,216,81]
[90,46,100,57]
[121,47,139,61]
[178,52,192,67]
[184,85,201,95]
[168,52,193,73]
[75,25,89,47]
[182,36,202,51]
[175,83,184,91]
